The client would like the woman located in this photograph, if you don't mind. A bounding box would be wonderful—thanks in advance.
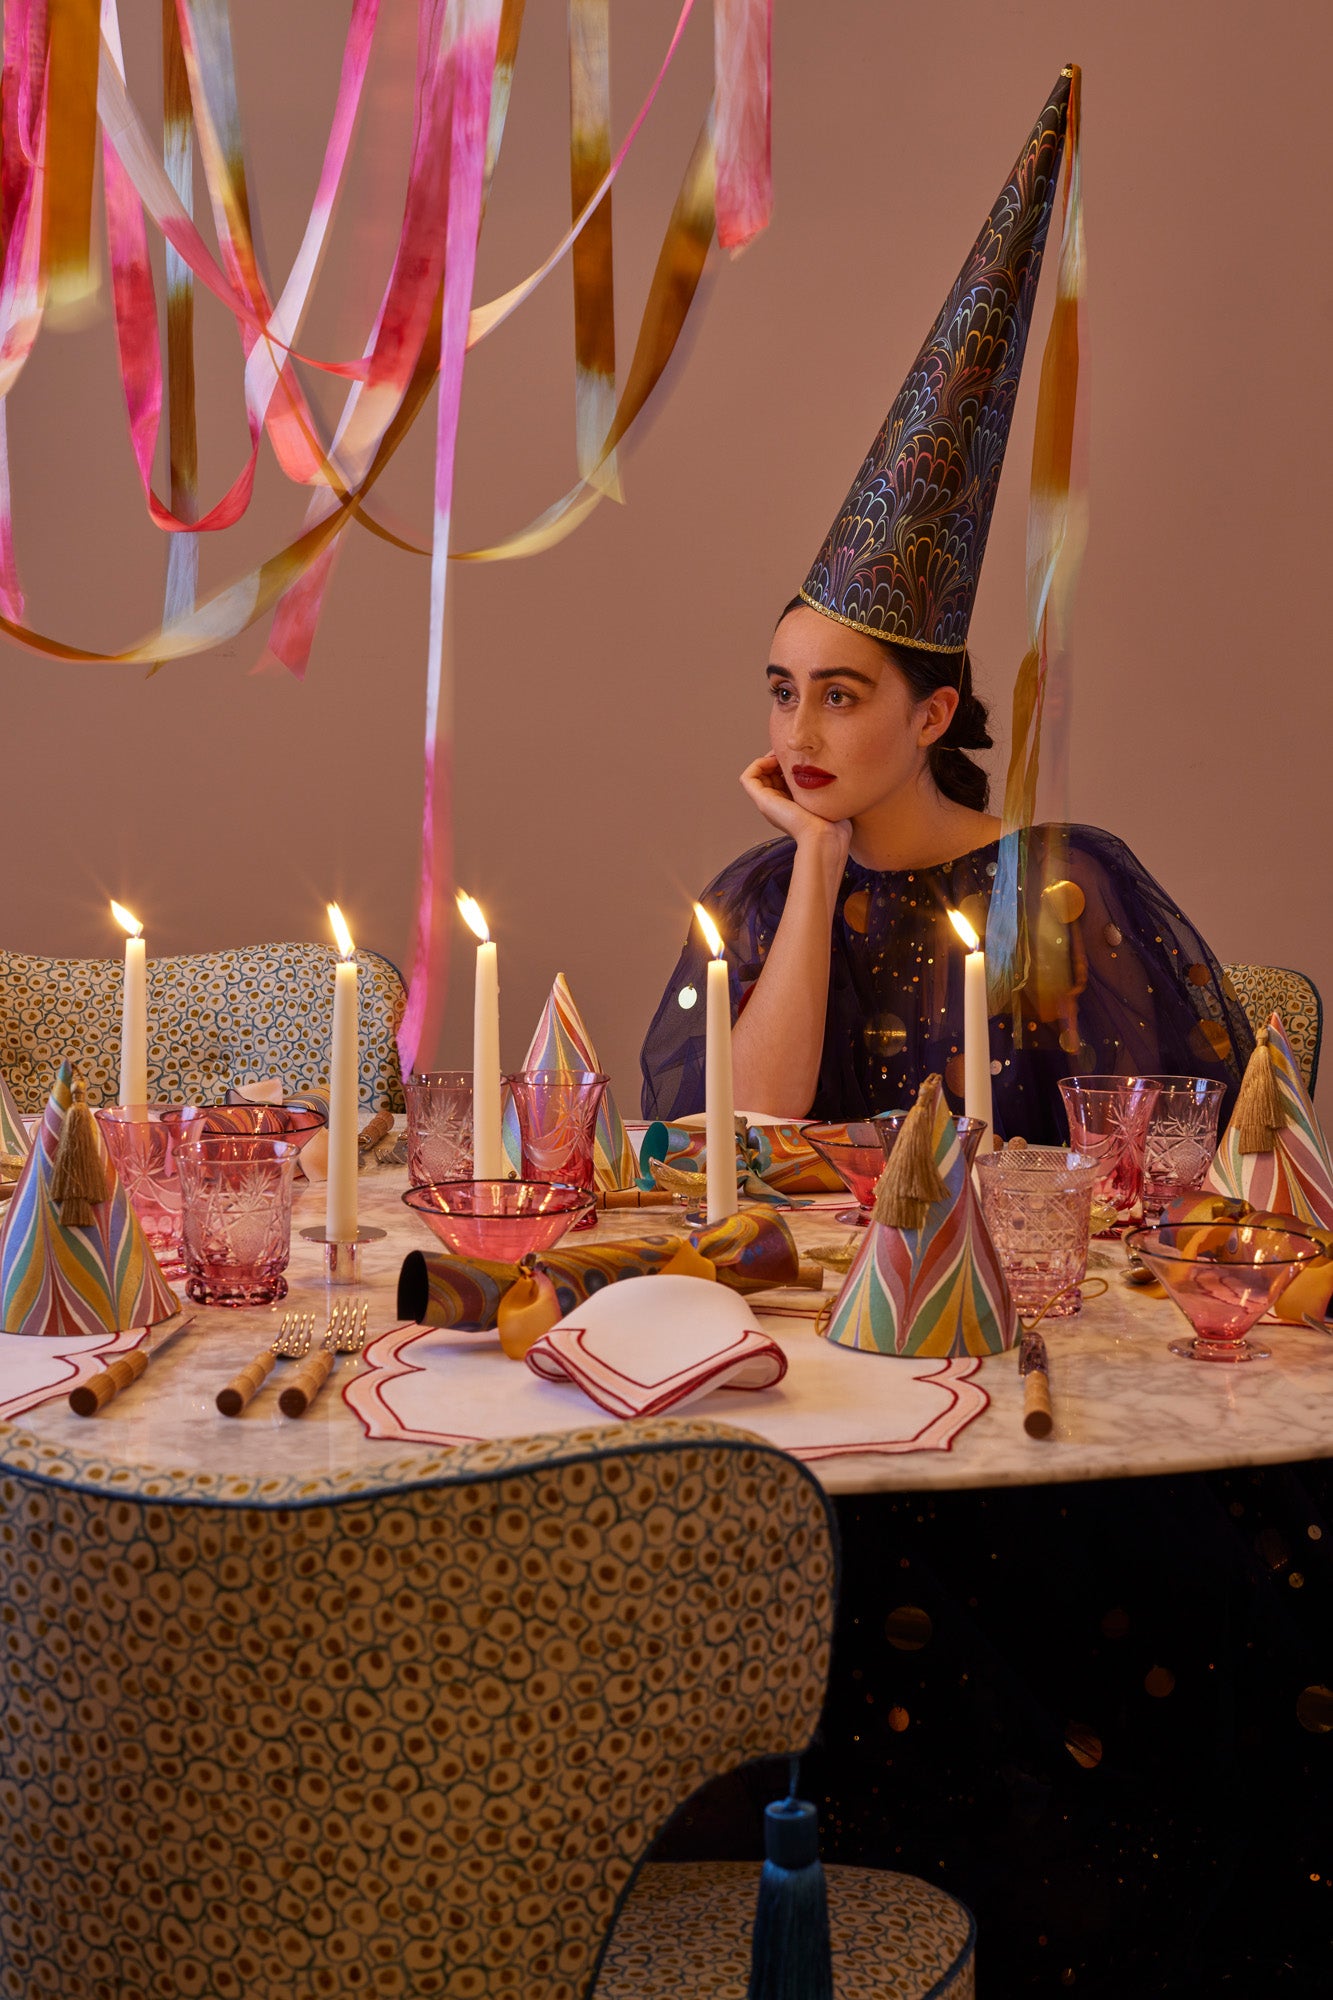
[640,598,1251,1138]
[641,67,1250,1138]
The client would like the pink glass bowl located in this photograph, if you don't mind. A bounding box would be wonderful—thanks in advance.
[160,1102,326,1154]
[803,1122,893,1225]
[403,1180,594,1261]
[1126,1222,1319,1364]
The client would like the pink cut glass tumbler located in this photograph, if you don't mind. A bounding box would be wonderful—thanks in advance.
[177,1136,297,1306]
[1057,1077,1159,1231]
[975,1146,1099,1318]
[95,1104,203,1276]
[1130,1075,1227,1223]
[507,1070,608,1193]
[405,1071,473,1186]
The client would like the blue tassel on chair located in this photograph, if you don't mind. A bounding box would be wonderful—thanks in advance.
[746,1783,834,2000]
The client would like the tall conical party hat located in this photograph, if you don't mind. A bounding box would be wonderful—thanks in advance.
[501,974,637,1190]
[0,1061,180,1336]
[821,1079,1017,1357]
[800,68,1074,654]
[1,1066,27,1162]
[1207,1015,1333,1229]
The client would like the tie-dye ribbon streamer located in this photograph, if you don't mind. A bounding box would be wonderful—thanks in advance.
[989,65,1087,1019]
[0,1,778,1081]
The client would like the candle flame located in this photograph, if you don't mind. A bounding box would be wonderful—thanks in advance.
[948,908,981,953]
[456,890,490,943]
[693,903,725,959]
[328,903,355,959]
[110,901,143,939]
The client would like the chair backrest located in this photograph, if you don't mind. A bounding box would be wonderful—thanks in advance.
[1223,962,1323,1094]
[0,941,406,1112]
[0,1417,836,2000]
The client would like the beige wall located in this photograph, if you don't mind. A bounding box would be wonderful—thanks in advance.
[3,1,1330,1120]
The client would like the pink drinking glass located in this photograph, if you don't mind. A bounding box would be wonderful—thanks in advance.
[1057,1077,1159,1231]
[506,1070,608,1193]
[975,1146,1100,1318]
[1127,1222,1319,1363]
[875,1112,989,1174]
[1129,1075,1227,1223]
[405,1071,473,1186]
[804,1121,894,1226]
[95,1104,203,1275]
[176,1136,298,1306]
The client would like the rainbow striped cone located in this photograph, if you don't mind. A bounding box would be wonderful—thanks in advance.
[1,1067,27,1161]
[501,973,637,1189]
[822,1094,1018,1358]
[0,1061,180,1337]
[1207,1014,1333,1230]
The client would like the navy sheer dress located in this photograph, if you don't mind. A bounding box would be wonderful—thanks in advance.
[641,823,1252,1134]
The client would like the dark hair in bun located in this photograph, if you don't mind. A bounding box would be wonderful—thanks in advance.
[881,639,992,812]
[775,599,993,811]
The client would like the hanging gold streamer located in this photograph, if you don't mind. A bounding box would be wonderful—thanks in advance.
[42,0,100,310]
[569,0,621,499]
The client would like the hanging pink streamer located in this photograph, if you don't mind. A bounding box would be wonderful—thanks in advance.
[266,0,697,679]
[397,0,503,1080]
[713,0,770,251]
[99,0,380,538]
[0,1,48,619]
[265,0,463,676]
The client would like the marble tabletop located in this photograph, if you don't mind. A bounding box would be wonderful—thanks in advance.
[1,1159,1331,1504]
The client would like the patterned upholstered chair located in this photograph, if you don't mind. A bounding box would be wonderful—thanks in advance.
[0,942,406,1113]
[1223,962,1323,1093]
[0,1419,975,1999]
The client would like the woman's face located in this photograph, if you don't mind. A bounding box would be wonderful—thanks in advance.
[766,606,957,821]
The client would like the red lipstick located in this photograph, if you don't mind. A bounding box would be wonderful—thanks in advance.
[790,764,836,790]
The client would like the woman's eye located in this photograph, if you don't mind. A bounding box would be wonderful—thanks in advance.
[826,686,853,707]
[770,684,793,703]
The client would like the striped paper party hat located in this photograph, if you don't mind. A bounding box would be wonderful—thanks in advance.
[0,1060,180,1337]
[502,974,637,1190]
[1,1066,27,1161]
[1207,1014,1333,1230]
[822,1086,1017,1357]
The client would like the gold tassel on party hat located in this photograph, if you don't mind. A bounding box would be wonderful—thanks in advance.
[49,1075,110,1226]
[1233,1027,1287,1156]
[872,1075,948,1231]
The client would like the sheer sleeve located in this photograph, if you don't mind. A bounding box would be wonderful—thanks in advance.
[1017,826,1254,1113]
[639,839,797,1119]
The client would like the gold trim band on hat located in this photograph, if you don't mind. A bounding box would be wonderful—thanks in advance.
[797,588,969,656]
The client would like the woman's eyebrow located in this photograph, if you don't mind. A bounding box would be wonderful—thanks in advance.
[766,663,877,687]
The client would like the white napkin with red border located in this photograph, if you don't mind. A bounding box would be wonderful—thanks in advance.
[523,1275,787,1419]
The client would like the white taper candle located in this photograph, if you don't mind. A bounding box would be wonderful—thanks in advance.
[949,908,994,1150]
[458,893,503,1179]
[696,904,737,1224]
[326,905,360,1242]
[111,903,148,1108]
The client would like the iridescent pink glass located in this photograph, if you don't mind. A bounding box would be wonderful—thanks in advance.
[507,1070,608,1193]
[176,1136,298,1306]
[403,1179,593,1260]
[95,1104,203,1275]
[876,1113,989,1173]
[976,1146,1099,1318]
[1057,1077,1159,1230]
[1127,1222,1319,1363]
[161,1102,326,1155]
[1129,1075,1227,1223]
[405,1071,473,1186]
[803,1121,892,1226]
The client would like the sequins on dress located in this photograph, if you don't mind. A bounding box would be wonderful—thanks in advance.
[640,824,1252,1140]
